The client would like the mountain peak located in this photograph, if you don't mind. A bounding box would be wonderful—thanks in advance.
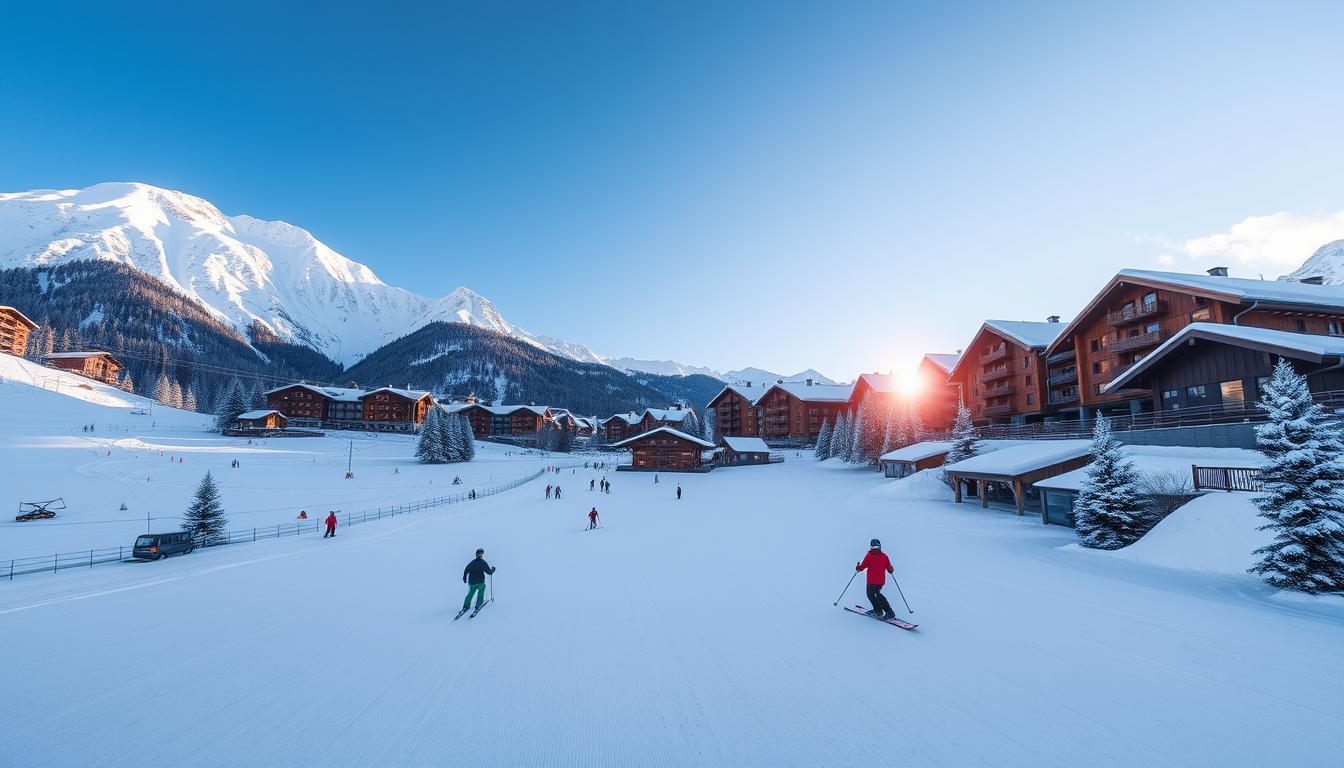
[1282,239,1344,285]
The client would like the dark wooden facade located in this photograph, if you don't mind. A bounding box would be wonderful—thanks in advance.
[947,326,1051,425]
[360,388,433,430]
[614,428,713,471]
[453,404,494,438]
[267,384,332,422]
[45,352,122,384]
[603,414,639,443]
[756,384,849,443]
[236,411,287,430]
[708,386,762,438]
[0,306,37,356]
[1045,271,1344,419]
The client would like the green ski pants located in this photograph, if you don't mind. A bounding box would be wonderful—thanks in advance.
[463,581,486,610]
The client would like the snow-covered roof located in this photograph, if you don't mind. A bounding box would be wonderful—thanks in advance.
[1035,445,1264,492]
[44,351,116,360]
[983,320,1069,350]
[721,436,770,453]
[441,401,481,413]
[263,383,367,402]
[942,440,1091,477]
[609,426,716,449]
[236,409,283,421]
[601,412,641,426]
[644,407,692,422]
[359,386,432,401]
[0,305,38,329]
[485,404,549,416]
[708,384,763,407]
[856,373,899,394]
[1105,322,1344,393]
[879,438,1032,464]
[763,381,854,403]
[923,353,960,375]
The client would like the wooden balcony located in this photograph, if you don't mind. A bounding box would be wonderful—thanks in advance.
[1110,330,1165,354]
[1105,300,1168,327]
[980,346,1010,365]
[1045,349,1076,365]
[981,367,1013,383]
[1047,370,1078,386]
[981,382,1016,398]
[1048,390,1080,405]
[983,403,1016,417]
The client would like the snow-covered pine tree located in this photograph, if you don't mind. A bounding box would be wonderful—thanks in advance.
[249,381,268,410]
[828,411,849,460]
[458,413,477,461]
[1249,358,1344,593]
[556,424,574,453]
[1073,417,1146,550]
[908,407,926,443]
[680,409,701,439]
[182,471,227,546]
[182,386,198,412]
[416,407,447,463]
[153,373,173,406]
[879,406,896,457]
[168,378,185,410]
[438,408,463,462]
[852,398,882,465]
[815,417,833,460]
[703,410,716,444]
[214,378,248,432]
[943,404,980,466]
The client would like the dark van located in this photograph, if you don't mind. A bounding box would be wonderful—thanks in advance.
[132,532,196,560]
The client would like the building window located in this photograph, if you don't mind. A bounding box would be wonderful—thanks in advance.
[1024,355,1031,367]
[1144,322,1160,334]
[1186,385,1209,406]
[1330,321,1341,336]
[1191,308,1211,321]
[1025,375,1032,385]
[1220,380,1245,411]
[1162,388,1181,410]
[1094,384,1104,396]
[1295,319,1307,332]
[1026,393,1035,405]
[1142,291,1158,309]
[1090,338,1099,352]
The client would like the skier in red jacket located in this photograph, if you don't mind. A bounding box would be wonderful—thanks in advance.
[587,507,599,530]
[856,538,895,619]
[324,512,338,538]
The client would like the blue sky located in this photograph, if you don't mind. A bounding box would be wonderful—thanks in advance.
[5,1,1344,380]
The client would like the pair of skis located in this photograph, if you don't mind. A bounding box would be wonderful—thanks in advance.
[454,600,491,621]
[843,605,918,631]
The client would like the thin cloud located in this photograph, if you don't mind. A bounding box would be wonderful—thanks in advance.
[1163,211,1344,277]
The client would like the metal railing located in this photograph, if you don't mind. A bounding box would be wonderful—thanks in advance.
[3,464,581,581]
[1106,300,1167,326]
[1193,465,1264,492]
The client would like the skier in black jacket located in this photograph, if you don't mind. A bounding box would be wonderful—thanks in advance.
[461,549,495,614]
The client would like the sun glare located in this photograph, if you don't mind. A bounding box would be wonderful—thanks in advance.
[895,373,924,398]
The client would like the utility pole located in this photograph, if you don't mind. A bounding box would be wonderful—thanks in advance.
[347,440,353,474]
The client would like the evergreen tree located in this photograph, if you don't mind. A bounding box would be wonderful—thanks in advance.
[1073,417,1146,550]
[679,409,702,439]
[556,424,574,453]
[814,417,833,460]
[1249,358,1344,593]
[182,386,198,412]
[943,404,981,467]
[152,373,173,406]
[703,409,716,444]
[182,471,228,546]
[214,378,248,432]
[908,407,926,444]
[458,413,477,461]
[168,378,184,410]
[853,398,883,465]
[829,410,851,460]
[416,407,447,463]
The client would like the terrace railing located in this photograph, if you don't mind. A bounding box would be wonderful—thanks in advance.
[1192,465,1264,492]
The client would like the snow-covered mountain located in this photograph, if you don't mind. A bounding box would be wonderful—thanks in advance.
[603,357,721,378]
[1281,239,1344,285]
[0,182,608,367]
[721,367,837,386]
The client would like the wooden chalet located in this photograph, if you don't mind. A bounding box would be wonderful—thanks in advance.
[1103,323,1344,414]
[359,387,434,431]
[487,405,552,436]
[943,440,1092,518]
[707,383,763,438]
[44,351,123,385]
[719,436,773,466]
[611,426,715,472]
[879,440,954,479]
[756,380,853,443]
[913,353,962,432]
[0,306,38,356]
[946,319,1067,426]
[601,412,642,443]
[235,409,288,430]
[265,383,366,426]
[443,401,493,438]
[637,406,696,434]
[1043,267,1344,421]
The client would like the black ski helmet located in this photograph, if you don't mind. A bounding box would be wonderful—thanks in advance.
[475,548,485,556]
[870,538,881,549]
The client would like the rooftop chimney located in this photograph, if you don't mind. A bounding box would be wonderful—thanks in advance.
[806,378,813,386]
[1046,315,1060,323]
[1300,275,1326,285]
[744,381,751,387]
[1207,266,1229,277]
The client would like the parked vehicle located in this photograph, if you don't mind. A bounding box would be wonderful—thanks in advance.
[132,532,195,560]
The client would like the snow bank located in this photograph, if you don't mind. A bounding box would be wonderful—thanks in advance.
[1105,492,1273,575]
[872,468,953,501]
[943,439,1091,476]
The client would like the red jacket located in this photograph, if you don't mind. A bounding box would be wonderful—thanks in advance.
[325,513,337,528]
[856,550,891,585]
[588,510,598,520]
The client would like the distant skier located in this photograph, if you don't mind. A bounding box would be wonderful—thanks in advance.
[855,539,896,620]
[546,484,552,499]
[555,486,562,500]
[587,507,599,530]
[460,548,495,617]
[590,478,595,491]
[654,474,659,484]
[324,511,338,538]
[676,484,682,500]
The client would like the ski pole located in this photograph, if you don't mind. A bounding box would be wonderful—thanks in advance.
[489,572,494,603]
[833,571,858,606]
[890,574,913,614]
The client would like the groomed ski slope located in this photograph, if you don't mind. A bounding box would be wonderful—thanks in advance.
[5,459,1344,767]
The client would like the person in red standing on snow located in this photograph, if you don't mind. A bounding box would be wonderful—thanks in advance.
[587,507,599,530]
[324,511,338,538]
[856,538,895,620]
